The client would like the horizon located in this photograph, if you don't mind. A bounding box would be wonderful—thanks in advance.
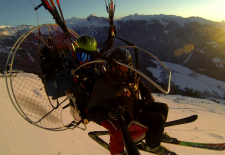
[1,13,223,27]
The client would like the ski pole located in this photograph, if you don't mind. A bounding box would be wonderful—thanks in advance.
[116,109,141,155]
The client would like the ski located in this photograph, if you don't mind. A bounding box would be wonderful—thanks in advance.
[137,144,156,154]
[137,141,177,155]
[165,115,198,127]
[163,140,225,151]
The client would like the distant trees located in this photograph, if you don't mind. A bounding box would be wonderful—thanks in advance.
[169,86,202,98]
[183,87,202,98]
[150,81,203,99]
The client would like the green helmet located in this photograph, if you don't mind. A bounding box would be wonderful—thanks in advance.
[76,35,97,51]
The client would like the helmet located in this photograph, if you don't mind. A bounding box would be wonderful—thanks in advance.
[107,48,133,65]
[107,48,133,79]
[74,35,100,78]
[107,48,133,66]
[75,35,98,63]
[76,35,97,51]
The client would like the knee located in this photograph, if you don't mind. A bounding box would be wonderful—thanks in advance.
[157,113,166,124]
[151,113,166,133]
[157,102,168,110]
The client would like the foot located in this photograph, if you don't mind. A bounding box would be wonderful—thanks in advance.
[146,145,177,155]
[161,132,178,143]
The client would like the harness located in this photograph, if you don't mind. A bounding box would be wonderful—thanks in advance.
[104,72,141,121]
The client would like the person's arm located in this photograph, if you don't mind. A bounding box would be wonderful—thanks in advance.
[88,106,110,123]
[99,26,116,55]
[138,80,155,105]
[88,99,117,123]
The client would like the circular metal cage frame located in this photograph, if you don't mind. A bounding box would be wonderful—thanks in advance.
[5,24,79,131]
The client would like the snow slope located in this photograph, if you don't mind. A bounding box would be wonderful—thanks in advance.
[147,60,225,100]
[0,77,225,155]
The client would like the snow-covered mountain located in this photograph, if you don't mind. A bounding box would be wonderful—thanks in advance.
[66,14,109,28]
[147,60,225,101]
[0,25,34,36]
[120,14,217,28]
[1,14,225,100]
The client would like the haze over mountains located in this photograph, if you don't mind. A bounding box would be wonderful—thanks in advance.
[1,14,225,101]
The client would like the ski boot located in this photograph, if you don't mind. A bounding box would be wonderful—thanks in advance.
[161,132,179,143]
[141,141,177,155]
[114,150,126,155]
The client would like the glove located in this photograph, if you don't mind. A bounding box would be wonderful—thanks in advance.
[108,105,123,120]
[104,26,116,47]
[108,26,117,37]
[145,93,155,105]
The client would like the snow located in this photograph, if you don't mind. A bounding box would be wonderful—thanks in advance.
[0,25,34,36]
[0,25,11,29]
[183,52,193,64]
[147,60,225,98]
[65,14,108,28]
[199,49,205,54]
[147,67,161,79]
[2,29,17,36]
[207,41,221,49]
[164,30,169,34]
[212,58,225,68]
[120,14,214,28]
[27,52,36,63]
[65,17,89,28]
[198,68,207,71]
[185,17,214,25]
[1,75,225,155]
[207,41,217,45]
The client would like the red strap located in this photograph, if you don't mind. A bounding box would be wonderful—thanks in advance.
[44,0,52,10]
[73,77,77,83]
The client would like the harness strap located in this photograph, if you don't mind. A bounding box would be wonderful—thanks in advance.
[124,96,134,120]
[105,72,134,120]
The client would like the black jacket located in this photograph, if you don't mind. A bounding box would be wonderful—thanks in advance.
[88,73,152,123]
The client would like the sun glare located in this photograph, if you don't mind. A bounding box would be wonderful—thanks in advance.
[188,1,225,22]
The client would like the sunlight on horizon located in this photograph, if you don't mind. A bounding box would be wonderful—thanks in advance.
[180,1,225,22]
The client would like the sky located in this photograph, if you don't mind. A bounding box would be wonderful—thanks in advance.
[1,76,225,155]
[1,0,225,27]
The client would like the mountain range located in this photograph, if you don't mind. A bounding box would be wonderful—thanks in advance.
[1,14,225,100]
